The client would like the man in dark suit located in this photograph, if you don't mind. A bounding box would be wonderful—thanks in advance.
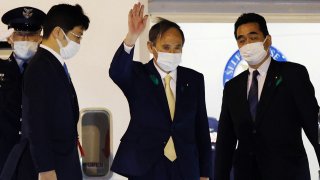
[21,4,89,180]
[214,13,320,180]
[109,3,212,180]
[0,6,45,174]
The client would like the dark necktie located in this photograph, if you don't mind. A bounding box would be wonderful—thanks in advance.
[248,70,259,122]
[22,62,28,74]
[63,63,70,81]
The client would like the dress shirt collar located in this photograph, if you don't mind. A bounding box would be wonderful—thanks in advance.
[153,60,177,83]
[248,55,271,77]
[12,55,25,73]
[40,44,65,66]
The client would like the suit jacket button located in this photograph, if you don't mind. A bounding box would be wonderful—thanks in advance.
[252,129,257,134]
[19,131,22,135]
[20,118,22,122]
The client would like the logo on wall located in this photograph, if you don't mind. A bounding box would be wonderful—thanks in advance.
[223,46,287,86]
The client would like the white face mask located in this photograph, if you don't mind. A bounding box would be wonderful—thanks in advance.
[56,29,80,60]
[13,41,38,60]
[239,38,268,66]
[154,48,182,72]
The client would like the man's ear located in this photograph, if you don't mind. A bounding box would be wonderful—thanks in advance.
[37,36,43,44]
[147,41,153,54]
[265,35,272,49]
[52,27,61,39]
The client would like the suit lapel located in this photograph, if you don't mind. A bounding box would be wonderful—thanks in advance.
[174,66,184,121]
[9,54,23,76]
[255,59,281,125]
[69,80,80,123]
[145,60,172,122]
[41,48,79,123]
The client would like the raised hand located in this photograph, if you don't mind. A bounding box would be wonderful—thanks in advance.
[124,2,148,47]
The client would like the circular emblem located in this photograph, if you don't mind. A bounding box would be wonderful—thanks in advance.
[223,46,287,86]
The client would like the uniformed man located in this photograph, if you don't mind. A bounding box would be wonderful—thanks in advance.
[0,6,45,173]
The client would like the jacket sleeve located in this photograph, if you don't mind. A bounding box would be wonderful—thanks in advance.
[109,43,135,94]
[195,74,213,178]
[288,65,320,166]
[214,82,237,180]
[22,61,54,173]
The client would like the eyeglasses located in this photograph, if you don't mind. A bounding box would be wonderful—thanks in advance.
[69,31,82,41]
[60,27,83,42]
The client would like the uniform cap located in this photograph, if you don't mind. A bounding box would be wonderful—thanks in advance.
[2,6,46,32]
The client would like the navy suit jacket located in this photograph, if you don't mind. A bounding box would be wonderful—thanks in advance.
[109,44,212,179]
[21,47,82,179]
[214,59,320,180]
[0,55,22,172]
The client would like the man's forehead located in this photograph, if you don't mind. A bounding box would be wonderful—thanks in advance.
[158,42,182,46]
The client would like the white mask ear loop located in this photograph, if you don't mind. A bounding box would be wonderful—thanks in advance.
[58,28,71,46]
[262,37,269,53]
[152,46,160,60]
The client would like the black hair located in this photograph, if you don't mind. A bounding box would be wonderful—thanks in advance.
[234,13,269,39]
[43,4,90,39]
[149,17,185,45]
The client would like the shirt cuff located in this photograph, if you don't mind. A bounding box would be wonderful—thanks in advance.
[123,43,134,54]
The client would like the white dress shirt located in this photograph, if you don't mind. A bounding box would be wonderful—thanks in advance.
[40,44,65,66]
[247,56,271,100]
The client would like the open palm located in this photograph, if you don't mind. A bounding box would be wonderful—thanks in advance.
[125,2,148,46]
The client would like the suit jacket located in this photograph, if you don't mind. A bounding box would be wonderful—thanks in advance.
[214,59,320,180]
[21,47,82,180]
[109,44,212,179]
[0,55,22,172]
[0,139,37,180]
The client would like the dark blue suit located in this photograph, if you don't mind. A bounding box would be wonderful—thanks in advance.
[20,47,82,180]
[109,44,212,180]
[215,59,320,180]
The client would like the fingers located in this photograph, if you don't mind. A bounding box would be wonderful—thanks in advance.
[132,2,140,17]
[131,2,145,18]
[143,14,149,26]
[139,4,144,18]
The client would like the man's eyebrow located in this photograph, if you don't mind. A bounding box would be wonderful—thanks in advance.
[237,32,259,40]
[248,32,258,35]
[236,35,244,40]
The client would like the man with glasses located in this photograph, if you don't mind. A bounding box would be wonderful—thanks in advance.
[22,4,89,180]
[0,6,45,174]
